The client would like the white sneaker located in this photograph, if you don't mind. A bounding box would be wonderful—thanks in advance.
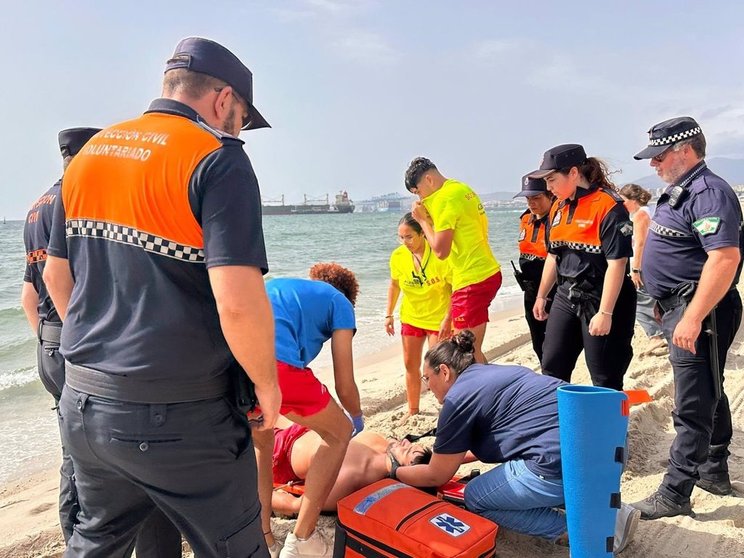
[269,541,283,558]
[614,503,641,554]
[278,530,331,558]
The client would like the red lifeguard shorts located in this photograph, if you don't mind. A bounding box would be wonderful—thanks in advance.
[401,323,439,337]
[276,361,332,417]
[273,423,310,485]
[450,271,502,329]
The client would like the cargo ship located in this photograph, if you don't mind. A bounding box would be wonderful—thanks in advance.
[262,191,355,215]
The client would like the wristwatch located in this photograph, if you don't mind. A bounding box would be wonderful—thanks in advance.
[631,268,641,274]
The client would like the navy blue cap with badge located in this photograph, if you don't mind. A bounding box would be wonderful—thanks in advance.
[58,127,102,158]
[514,174,548,198]
[633,116,702,160]
[527,144,587,179]
[165,37,270,131]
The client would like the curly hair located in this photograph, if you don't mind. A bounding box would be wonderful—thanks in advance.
[309,263,360,306]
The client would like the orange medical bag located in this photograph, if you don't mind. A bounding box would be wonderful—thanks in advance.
[333,479,498,558]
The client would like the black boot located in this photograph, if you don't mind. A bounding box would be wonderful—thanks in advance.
[631,491,694,520]
[697,444,732,496]
[695,477,733,496]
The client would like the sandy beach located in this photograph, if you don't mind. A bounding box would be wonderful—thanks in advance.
[2,301,743,558]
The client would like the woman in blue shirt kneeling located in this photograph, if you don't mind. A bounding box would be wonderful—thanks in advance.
[392,331,639,551]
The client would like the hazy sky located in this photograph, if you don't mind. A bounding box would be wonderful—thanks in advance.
[2,0,744,218]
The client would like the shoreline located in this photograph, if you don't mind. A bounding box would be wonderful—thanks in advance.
[2,293,744,557]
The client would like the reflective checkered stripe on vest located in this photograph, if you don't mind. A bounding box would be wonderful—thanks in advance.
[548,189,619,254]
[62,114,222,262]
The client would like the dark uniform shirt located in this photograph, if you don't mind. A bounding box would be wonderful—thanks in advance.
[47,99,268,390]
[24,180,62,323]
[547,186,633,290]
[643,162,743,300]
[434,363,565,478]
[518,210,549,284]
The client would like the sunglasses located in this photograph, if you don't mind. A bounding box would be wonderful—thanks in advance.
[652,148,672,163]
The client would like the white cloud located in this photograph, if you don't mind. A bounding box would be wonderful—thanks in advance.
[331,30,398,65]
[274,0,376,21]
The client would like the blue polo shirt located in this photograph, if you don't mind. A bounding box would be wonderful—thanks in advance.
[23,180,62,323]
[434,364,564,478]
[643,162,743,300]
[267,278,356,369]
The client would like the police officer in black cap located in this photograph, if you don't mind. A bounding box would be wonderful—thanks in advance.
[21,127,100,542]
[631,117,743,519]
[43,37,280,557]
[530,144,636,390]
[512,175,555,363]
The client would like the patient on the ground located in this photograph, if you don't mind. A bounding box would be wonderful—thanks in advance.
[272,422,431,515]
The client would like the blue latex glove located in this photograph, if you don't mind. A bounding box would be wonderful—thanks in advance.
[351,414,364,437]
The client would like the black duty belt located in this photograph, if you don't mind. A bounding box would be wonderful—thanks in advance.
[65,361,231,404]
[38,321,62,344]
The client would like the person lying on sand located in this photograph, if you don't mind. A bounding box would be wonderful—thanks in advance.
[271,424,432,516]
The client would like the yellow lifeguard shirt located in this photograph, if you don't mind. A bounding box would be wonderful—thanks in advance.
[390,243,452,331]
[422,179,500,291]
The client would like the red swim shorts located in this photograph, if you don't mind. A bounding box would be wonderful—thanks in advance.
[277,360,332,417]
[450,271,502,329]
[401,323,439,337]
[273,423,311,485]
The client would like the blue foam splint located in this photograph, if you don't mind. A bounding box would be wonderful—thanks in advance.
[558,385,629,557]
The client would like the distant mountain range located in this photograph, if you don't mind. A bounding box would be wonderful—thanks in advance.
[630,157,744,190]
[482,157,744,200]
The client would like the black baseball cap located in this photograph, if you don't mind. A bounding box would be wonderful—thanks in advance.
[165,37,270,131]
[513,174,548,198]
[58,127,101,158]
[633,116,702,160]
[527,144,587,179]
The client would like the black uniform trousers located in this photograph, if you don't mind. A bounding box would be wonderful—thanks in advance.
[541,278,636,391]
[58,386,268,558]
[659,289,742,503]
[37,322,78,543]
[39,326,181,557]
[523,285,555,364]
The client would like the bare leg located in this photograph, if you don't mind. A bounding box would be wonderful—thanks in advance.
[425,332,440,350]
[272,489,302,517]
[455,322,488,363]
[401,335,426,415]
[285,400,353,539]
[252,428,277,548]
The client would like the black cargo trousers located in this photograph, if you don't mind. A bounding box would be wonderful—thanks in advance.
[658,289,742,503]
[58,385,268,558]
[541,278,636,391]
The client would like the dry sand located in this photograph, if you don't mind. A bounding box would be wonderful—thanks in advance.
[2,303,743,558]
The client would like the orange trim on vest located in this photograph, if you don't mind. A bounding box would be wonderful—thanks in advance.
[62,113,222,248]
[518,212,548,260]
[548,189,619,251]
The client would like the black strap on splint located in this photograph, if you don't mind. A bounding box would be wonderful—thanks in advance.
[404,427,437,442]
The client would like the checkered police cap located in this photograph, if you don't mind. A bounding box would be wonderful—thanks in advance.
[634,116,702,160]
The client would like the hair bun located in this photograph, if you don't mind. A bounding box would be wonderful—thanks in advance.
[452,330,476,354]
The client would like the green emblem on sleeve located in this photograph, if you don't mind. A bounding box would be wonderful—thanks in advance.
[692,217,721,236]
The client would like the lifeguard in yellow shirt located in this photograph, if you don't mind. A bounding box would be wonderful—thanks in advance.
[385,213,452,417]
[406,157,501,363]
